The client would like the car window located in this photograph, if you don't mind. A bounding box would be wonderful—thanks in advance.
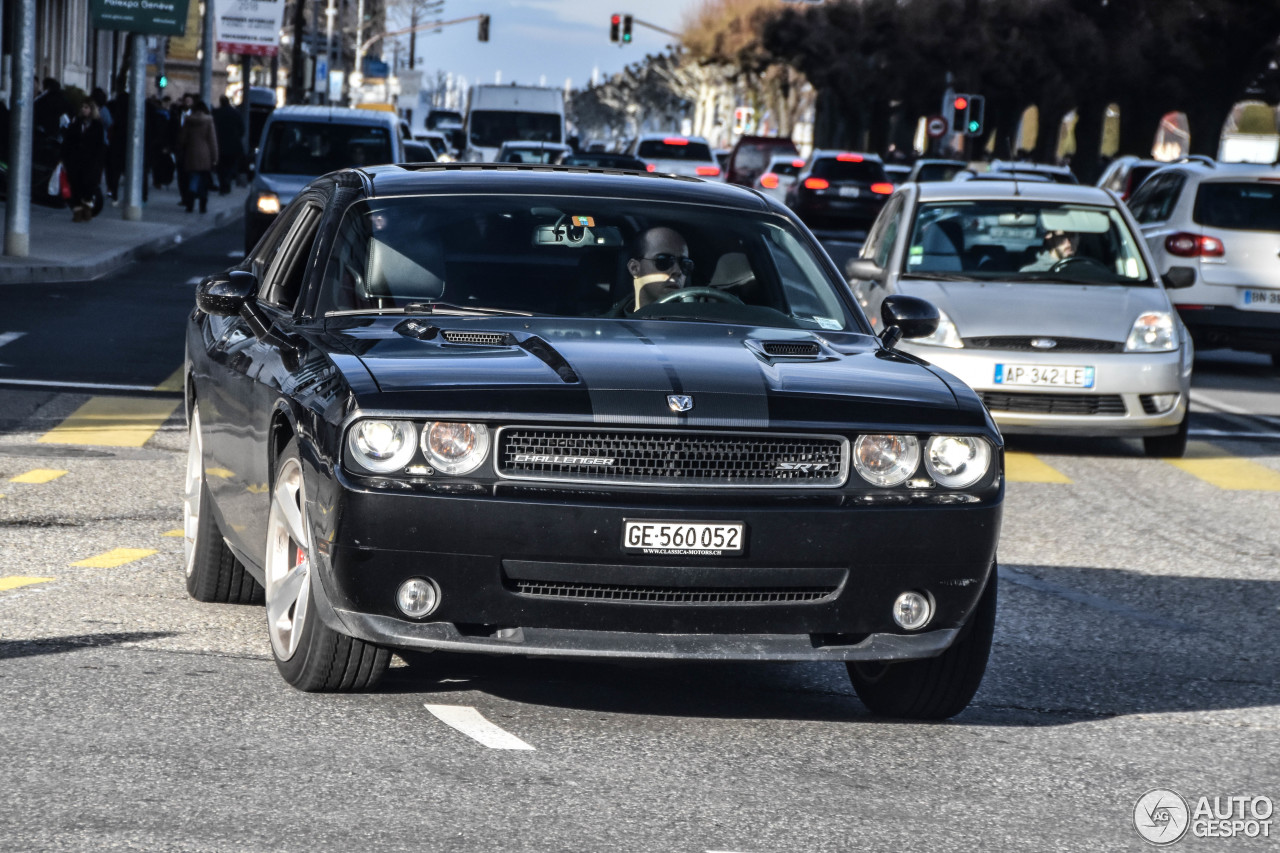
[861,195,903,267]
[811,159,887,183]
[250,200,308,277]
[1192,182,1280,232]
[261,202,323,310]
[637,140,714,161]
[768,158,805,177]
[1129,173,1184,224]
[316,195,863,332]
[873,199,904,269]
[902,200,1150,284]
[260,121,393,174]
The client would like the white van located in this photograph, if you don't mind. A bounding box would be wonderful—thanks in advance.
[463,84,565,162]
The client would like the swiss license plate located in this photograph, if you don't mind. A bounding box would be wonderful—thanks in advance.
[1241,288,1280,311]
[622,520,745,556]
[837,186,861,198]
[995,363,1096,388]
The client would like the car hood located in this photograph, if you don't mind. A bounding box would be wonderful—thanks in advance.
[323,317,974,430]
[897,279,1172,341]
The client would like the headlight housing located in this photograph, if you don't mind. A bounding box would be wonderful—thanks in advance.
[924,436,992,488]
[853,434,920,487]
[256,192,281,215]
[421,422,490,475]
[1125,311,1176,352]
[346,420,417,474]
[912,308,963,348]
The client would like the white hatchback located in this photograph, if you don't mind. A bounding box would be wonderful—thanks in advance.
[628,134,722,179]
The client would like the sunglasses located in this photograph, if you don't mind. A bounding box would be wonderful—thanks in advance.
[640,253,695,274]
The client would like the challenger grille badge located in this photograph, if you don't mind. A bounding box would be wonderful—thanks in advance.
[1030,338,1058,349]
[667,394,694,413]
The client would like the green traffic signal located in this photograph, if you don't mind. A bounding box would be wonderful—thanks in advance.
[968,120,979,133]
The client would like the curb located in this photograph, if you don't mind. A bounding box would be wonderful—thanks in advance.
[0,207,244,285]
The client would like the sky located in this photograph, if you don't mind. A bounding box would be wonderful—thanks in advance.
[387,0,705,94]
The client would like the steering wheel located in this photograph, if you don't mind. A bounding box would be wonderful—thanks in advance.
[653,287,744,305]
[1049,255,1109,274]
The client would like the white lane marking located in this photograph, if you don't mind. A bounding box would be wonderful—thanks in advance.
[424,704,535,750]
[0,378,176,393]
[1189,429,1280,440]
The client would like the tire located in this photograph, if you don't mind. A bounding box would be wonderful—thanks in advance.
[184,404,264,604]
[1143,408,1189,458]
[265,439,390,692]
[847,570,997,720]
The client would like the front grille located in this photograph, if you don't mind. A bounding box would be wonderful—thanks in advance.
[979,392,1126,415]
[964,336,1124,353]
[441,330,512,346]
[510,580,836,604]
[762,341,821,357]
[497,428,848,487]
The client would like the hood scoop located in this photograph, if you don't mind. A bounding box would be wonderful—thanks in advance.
[441,330,516,346]
[745,339,829,362]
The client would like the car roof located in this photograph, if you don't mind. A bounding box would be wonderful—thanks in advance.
[636,133,712,144]
[267,105,396,126]
[359,163,773,211]
[1149,161,1280,181]
[989,160,1074,175]
[500,141,572,149]
[914,181,1118,205]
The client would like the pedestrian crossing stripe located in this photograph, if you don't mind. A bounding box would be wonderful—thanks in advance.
[39,397,181,448]
[162,529,184,537]
[1004,452,1072,484]
[1166,441,1280,492]
[9,468,68,484]
[71,548,158,568]
[0,576,53,591]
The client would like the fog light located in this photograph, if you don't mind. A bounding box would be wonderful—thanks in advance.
[892,591,933,631]
[396,578,440,619]
[1149,393,1178,413]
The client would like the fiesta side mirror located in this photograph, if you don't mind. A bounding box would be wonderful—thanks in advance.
[1163,266,1196,289]
[845,257,885,281]
[880,294,940,349]
[196,270,258,316]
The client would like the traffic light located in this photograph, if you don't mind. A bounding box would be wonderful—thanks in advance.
[622,14,633,43]
[965,95,986,137]
[951,94,969,134]
[156,74,168,91]
[477,14,490,42]
[610,14,620,42]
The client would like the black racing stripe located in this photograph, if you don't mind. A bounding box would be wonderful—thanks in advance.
[620,321,687,422]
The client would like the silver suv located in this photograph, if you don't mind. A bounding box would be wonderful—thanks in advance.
[1128,161,1280,367]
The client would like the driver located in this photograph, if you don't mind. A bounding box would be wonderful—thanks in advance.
[1020,229,1077,272]
[605,226,693,316]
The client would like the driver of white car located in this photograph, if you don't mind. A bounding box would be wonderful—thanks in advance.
[1020,229,1079,272]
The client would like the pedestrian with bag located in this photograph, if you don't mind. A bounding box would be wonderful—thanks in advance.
[61,98,106,222]
[178,100,218,213]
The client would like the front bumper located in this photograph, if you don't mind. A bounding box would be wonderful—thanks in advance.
[903,346,1190,436]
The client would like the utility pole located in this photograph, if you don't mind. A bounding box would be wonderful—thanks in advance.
[289,0,307,103]
[200,0,215,105]
[310,0,322,103]
[123,33,147,222]
[324,0,336,103]
[4,0,34,256]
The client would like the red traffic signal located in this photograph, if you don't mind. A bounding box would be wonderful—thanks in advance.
[953,96,968,111]
[610,13,621,41]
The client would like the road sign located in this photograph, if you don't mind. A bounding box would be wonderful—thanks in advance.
[927,115,948,139]
[90,0,191,36]
[215,0,285,56]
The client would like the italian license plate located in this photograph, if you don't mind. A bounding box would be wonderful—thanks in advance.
[622,520,745,556]
[994,363,1096,388]
[1241,288,1280,311]
[838,186,861,198]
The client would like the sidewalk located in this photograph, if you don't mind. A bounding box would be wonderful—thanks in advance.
[0,181,246,284]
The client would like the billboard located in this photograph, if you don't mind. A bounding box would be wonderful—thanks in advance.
[216,0,286,56]
[90,0,191,36]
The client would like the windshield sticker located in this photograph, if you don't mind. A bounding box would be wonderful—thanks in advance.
[572,216,595,227]
[813,317,843,330]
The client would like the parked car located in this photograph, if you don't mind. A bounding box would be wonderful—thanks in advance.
[724,135,799,187]
[907,158,968,183]
[244,105,406,254]
[1097,155,1165,201]
[628,134,722,178]
[495,140,573,164]
[186,165,1004,719]
[755,153,807,204]
[562,151,648,171]
[848,181,1194,456]
[1126,161,1280,365]
[785,150,894,231]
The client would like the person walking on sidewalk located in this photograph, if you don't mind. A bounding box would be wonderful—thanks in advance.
[212,96,245,194]
[178,100,219,214]
[62,99,106,222]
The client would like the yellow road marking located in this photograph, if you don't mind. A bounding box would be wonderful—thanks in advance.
[1004,452,1072,484]
[154,367,185,392]
[162,528,184,537]
[206,467,235,479]
[1167,442,1280,492]
[39,397,181,448]
[0,576,54,591]
[71,548,158,568]
[246,483,268,494]
[9,468,68,484]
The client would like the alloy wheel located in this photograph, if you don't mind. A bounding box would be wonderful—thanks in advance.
[265,456,312,661]
[183,407,203,577]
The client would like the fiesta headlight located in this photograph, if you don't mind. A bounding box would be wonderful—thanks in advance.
[853,434,920,487]
[346,419,417,474]
[256,192,281,215]
[913,308,963,348]
[1125,311,1176,352]
[421,422,490,475]
[924,435,991,488]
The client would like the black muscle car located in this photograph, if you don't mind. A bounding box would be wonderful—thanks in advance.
[184,164,1003,719]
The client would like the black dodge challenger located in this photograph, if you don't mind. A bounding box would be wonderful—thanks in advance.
[184,164,1003,719]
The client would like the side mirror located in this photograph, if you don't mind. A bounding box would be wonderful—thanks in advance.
[845,257,885,281]
[1163,266,1196,289]
[881,294,940,348]
[196,270,258,316]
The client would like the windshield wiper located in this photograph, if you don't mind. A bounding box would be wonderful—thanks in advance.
[327,302,533,318]
[901,272,977,282]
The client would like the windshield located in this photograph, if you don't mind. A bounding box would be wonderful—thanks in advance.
[317,195,859,332]
[1193,182,1280,232]
[903,201,1151,284]
[260,121,393,175]
[468,111,562,148]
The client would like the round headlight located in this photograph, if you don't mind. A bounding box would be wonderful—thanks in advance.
[421,422,490,475]
[924,435,991,488]
[852,434,920,487]
[346,420,417,474]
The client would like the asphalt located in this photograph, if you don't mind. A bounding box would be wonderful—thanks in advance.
[0,180,246,285]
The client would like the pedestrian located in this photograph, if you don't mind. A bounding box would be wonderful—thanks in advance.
[171,93,194,207]
[152,96,175,189]
[61,99,106,222]
[106,88,129,201]
[178,100,218,213]
[33,77,70,140]
[212,95,245,194]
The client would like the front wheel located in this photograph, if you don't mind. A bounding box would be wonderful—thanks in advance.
[847,571,997,720]
[265,439,390,692]
[1143,408,1189,458]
